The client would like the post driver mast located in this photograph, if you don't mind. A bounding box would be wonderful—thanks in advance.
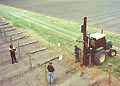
[81,17,89,66]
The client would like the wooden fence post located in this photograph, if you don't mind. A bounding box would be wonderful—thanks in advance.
[28,51,32,70]
[44,64,48,86]
[108,63,112,85]
[10,37,13,45]
[18,42,21,58]
[0,29,2,38]
[3,31,7,42]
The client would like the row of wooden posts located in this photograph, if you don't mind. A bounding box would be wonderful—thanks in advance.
[0,27,112,85]
[0,29,48,85]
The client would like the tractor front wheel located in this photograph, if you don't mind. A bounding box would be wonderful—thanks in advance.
[108,49,117,57]
[94,49,107,65]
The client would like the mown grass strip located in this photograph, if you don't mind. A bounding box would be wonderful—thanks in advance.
[0,8,79,38]
[0,8,77,40]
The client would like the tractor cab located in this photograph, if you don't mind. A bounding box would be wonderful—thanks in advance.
[89,33,112,51]
[89,33,106,50]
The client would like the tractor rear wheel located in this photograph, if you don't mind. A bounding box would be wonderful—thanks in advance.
[109,49,117,57]
[94,49,107,65]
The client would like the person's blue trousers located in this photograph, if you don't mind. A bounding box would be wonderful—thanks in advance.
[75,55,80,63]
[49,72,54,86]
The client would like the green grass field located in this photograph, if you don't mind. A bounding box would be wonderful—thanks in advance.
[0,4,120,78]
[1,0,120,34]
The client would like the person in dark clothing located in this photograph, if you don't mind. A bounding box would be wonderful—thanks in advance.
[74,45,81,63]
[47,61,55,86]
[9,45,18,64]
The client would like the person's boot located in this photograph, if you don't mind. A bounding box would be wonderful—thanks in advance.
[75,61,77,63]
[15,61,18,63]
[12,62,14,64]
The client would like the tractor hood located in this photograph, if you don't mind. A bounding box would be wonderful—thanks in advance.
[106,40,112,50]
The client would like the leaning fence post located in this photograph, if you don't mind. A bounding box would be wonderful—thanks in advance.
[44,64,48,86]
[28,51,32,70]
[18,42,21,58]
[3,30,7,42]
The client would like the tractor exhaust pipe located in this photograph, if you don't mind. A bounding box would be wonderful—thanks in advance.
[101,29,104,34]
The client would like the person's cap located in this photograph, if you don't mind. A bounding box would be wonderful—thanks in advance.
[49,61,52,64]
